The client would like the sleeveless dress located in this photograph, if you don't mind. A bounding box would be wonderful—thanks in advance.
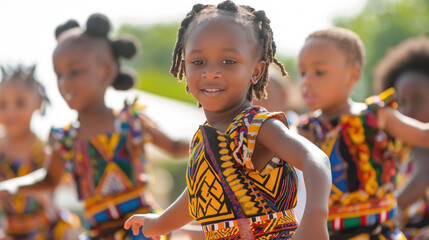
[0,138,81,240]
[297,88,406,240]
[187,107,299,239]
[52,102,158,240]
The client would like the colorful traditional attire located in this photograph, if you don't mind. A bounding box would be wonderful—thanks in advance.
[396,146,429,240]
[52,103,157,240]
[0,138,81,240]
[297,88,406,240]
[187,107,299,240]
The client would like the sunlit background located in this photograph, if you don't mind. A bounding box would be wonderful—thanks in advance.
[0,0,428,218]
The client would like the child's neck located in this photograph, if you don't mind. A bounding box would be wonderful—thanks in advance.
[3,131,36,160]
[320,98,359,120]
[204,100,252,133]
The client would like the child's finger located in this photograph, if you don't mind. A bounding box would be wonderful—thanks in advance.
[124,217,136,230]
[132,224,141,236]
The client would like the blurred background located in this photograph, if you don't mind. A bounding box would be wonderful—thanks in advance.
[0,0,428,216]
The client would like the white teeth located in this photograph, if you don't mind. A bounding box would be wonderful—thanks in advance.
[205,89,220,92]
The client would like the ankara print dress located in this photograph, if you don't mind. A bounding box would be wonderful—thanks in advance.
[187,107,299,240]
[297,88,406,240]
[52,102,157,240]
[0,138,81,240]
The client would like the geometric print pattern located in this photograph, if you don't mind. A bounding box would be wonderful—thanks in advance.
[187,107,298,238]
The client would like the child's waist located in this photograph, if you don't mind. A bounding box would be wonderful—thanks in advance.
[83,185,154,226]
[328,192,397,231]
[202,209,297,232]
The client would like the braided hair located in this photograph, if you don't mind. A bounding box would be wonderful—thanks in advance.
[0,65,50,115]
[170,0,287,101]
[374,36,429,93]
[54,14,139,90]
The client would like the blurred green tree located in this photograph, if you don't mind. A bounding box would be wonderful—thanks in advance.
[334,0,429,99]
[118,23,197,104]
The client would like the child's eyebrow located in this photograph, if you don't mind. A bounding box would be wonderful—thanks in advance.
[311,60,329,65]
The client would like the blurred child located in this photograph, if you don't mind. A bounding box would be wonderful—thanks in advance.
[0,14,189,240]
[296,27,429,240]
[374,36,429,239]
[124,1,332,239]
[0,66,81,239]
[253,67,300,125]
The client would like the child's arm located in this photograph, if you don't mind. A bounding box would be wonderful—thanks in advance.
[124,188,194,237]
[0,148,64,196]
[378,107,429,147]
[139,113,190,158]
[257,118,331,240]
[396,147,429,208]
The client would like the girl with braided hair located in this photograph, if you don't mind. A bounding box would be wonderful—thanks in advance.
[125,1,331,239]
[0,65,81,239]
[0,14,189,240]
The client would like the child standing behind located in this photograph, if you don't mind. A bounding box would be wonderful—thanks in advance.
[296,27,429,240]
[125,1,331,239]
[1,14,189,240]
[0,66,81,239]
[374,36,429,239]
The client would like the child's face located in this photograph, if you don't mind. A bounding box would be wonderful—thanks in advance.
[53,43,106,112]
[183,19,264,113]
[0,81,41,137]
[298,38,358,112]
[395,72,429,123]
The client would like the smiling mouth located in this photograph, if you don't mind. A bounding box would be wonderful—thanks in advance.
[201,88,224,97]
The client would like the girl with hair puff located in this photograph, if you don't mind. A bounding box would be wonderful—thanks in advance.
[1,14,189,240]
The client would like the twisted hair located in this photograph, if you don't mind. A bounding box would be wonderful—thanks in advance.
[0,65,50,115]
[374,36,429,93]
[55,14,139,90]
[170,0,287,101]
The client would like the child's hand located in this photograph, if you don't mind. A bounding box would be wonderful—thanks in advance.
[124,213,162,238]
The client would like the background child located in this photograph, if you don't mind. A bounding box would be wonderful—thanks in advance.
[296,27,429,240]
[253,67,300,125]
[374,36,429,239]
[0,14,189,240]
[125,1,331,239]
[0,66,81,239]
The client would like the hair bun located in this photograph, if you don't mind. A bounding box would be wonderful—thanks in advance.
[55,20,80,40]
[85,13,110,38]
[111,37,138,59]
[112,70,135,90]
[217,1,238,12]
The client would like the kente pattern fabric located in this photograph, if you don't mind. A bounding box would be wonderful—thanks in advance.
[52,102,156,240]
[297,88,405,239]
[0,138,81,239]
[187,107,298,239]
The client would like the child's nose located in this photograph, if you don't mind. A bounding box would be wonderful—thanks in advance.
[201,70,222,79]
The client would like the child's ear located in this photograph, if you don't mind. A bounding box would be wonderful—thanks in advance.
[347,65,361,88]
[251,61,266,84]
[101,62,118,86]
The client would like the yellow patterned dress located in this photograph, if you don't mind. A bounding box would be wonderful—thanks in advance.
[297,88,406,240]
[187,107,299,240]
[0,138,81,240]
[52,102,157,240]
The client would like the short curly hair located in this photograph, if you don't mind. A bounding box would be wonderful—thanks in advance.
[307,27,365,68]
[374,36,429,93]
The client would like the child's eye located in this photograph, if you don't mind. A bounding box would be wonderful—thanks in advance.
[315,70,325,76]
[222,59,236,64]
[299,71,306,77]
[191,60,204,65]
[70,69,81,77]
